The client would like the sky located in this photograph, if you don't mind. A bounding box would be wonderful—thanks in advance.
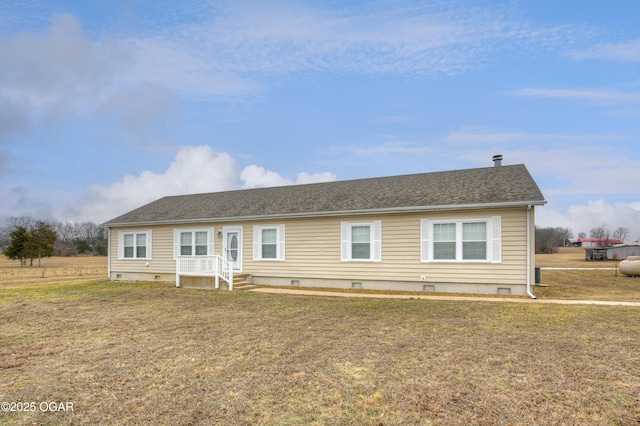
[1,0,639,241]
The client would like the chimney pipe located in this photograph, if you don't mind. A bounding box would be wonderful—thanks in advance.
[492,154,502,167]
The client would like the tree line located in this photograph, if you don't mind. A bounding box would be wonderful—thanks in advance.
[536,224,632,254]
[0,216,108,266]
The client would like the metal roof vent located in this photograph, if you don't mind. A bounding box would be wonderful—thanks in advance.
[492,154,503,167]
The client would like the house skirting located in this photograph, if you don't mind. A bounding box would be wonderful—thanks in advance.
[109,272,175,283]
[108,272,528,296]
[253,276,528,296]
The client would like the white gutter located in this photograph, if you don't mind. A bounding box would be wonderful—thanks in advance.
[107,227,111,279]
[526,204,536,299]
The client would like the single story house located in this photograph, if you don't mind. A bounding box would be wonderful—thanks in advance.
[104,160,545,297]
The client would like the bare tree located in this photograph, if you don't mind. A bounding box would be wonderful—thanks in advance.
[7,216,35,230]
[536,227,573,253]
[0,226,10,251]
[78,222,101,253]
[590,225,608,246]
[556,228,574,247]
[53,221,79,256]
[612,226,630,243]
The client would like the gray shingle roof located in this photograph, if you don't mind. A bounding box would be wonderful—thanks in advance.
[104,164,545,226]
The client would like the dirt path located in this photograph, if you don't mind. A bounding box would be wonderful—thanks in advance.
[248,287,640,306]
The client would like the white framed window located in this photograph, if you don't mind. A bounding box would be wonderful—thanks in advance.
[421,216,501,263]
[341,221,381,262]
[173,228,214,259]
[253,225,285,261]
[118,230,152,260]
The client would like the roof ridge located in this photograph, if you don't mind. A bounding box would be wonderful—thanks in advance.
[162,163,528,199]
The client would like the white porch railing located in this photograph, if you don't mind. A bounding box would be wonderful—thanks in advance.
[176,255,234,291]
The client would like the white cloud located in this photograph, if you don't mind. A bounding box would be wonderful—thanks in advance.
[98,82,180,146]
[76,146,240,222]
[0,13,131,115]
[569,38,640,62]
[0,12,179,149]
[240,165,336,188]
[123,1,584,100]
[511,88,640,105]
[0,185,54,220]
[0,4,589,140]
[0,95,31,136]
[240,165,292,188]
[537,200,640,242]
[452,144,640,235]
[295,171,337,185]
[72,146,336,223]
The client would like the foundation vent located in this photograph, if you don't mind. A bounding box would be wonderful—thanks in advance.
[351,282,363,289]
[423,284,436,292]
[291,280,300,286]
[497,287,511,295]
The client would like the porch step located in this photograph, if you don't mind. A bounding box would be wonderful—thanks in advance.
[180,273,255,291]
[233,282,258,291]
[220,274,256,291]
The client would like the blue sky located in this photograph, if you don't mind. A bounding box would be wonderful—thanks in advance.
[1,0,639,240]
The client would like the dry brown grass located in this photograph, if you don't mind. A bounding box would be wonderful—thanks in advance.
[1,254,639,424]
[534,269,640,301]
[1,280,639,425]
[533,247,640,301]
[535,246,617,268]
[0,256,106,286]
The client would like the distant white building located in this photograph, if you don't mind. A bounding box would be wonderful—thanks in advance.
[607,242,640,261]
[573,237,622,248]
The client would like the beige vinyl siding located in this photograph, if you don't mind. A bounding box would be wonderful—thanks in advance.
[110,226,185,275]
[109,206,531,287]
[243,207,528,286]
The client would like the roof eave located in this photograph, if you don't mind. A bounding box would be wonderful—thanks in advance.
[104,199,546,228]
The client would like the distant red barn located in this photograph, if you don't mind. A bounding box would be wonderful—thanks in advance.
[573,237,622,248]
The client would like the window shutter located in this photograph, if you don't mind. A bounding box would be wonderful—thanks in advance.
[278,225,286,261]
[372,220,382,261]
[491,216,502,263]
[340,222,349,261]
[117,231,124,260]
[208,228,215,256]
[420,219,430,262]
[146,231,152,260]
[173,229,180,260]
[253,226,261,260]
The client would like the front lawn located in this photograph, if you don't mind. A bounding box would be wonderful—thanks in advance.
[1,280,639,425]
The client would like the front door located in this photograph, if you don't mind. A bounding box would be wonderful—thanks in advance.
[223,227,242,271]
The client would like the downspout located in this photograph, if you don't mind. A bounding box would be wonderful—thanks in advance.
[107,228,111,280]
[526,205,537,299]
